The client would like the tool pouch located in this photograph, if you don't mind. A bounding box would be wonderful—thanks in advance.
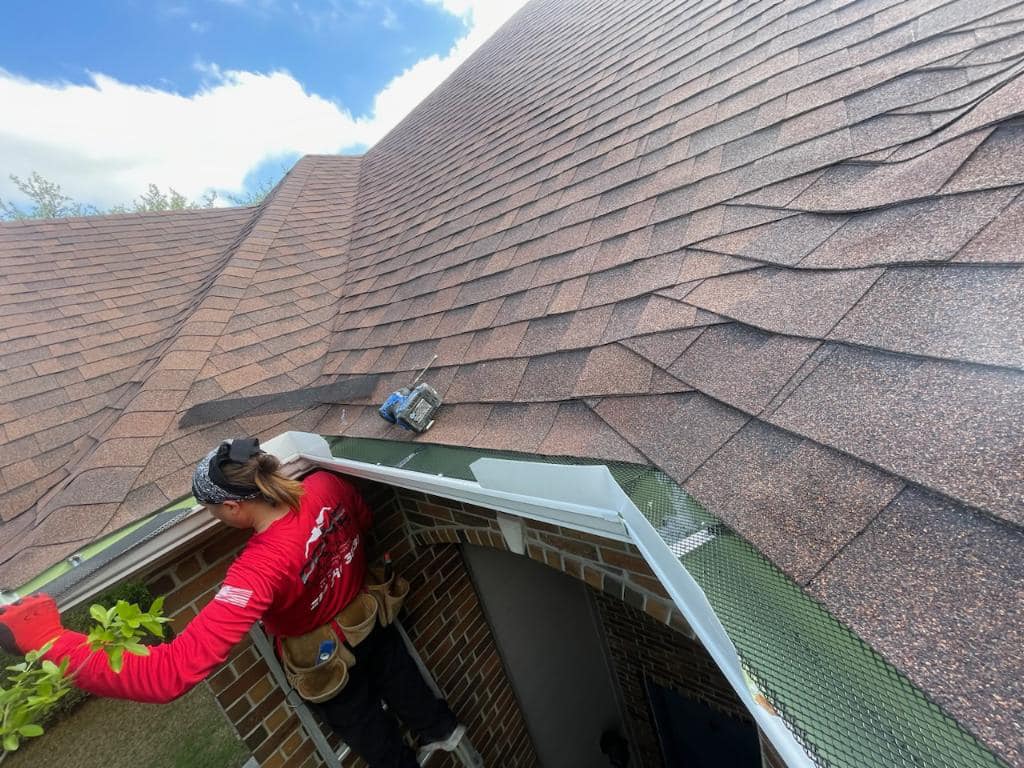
[366,564,410,627]
[335,592,379,646]
[280,624,356,704]
[279,593,380,703]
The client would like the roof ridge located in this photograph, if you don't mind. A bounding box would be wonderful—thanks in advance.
[30,163,316,525]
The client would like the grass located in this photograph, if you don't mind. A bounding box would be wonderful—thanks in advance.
[5,682,251,768]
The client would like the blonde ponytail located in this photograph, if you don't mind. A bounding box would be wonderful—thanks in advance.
[221,452,305,510]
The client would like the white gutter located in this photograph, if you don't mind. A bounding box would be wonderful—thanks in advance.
[470,457,815,767]
[263,432,631,543]
[271,432,816,767]
[56,509,218,612]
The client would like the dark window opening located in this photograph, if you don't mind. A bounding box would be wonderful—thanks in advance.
[646,678,760,767]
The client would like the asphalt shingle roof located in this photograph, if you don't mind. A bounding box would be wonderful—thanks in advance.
[1,0,1022,762]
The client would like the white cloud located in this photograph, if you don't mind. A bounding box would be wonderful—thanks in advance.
[0,0,530,208]
[0,68,369,207]
[365,0,528,139]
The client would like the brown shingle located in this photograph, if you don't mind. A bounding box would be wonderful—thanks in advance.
[620,328,704,370]
[594,393,749,483]
[684,266,881,337]
[470,403,559,452]
[686,420,904,582]
[574,344,654,397]
[670,323,820,413]
[801,187,1019,268]
[537,401,645,464]
[770,344,1024,525]
[445,359,530,403]
[829,265,1024,368]
[515,350,589,402]
[465,322,530,363]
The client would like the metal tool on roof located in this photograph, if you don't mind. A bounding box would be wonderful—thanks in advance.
[378,355,442,433]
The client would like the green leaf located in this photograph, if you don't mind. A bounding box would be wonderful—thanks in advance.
[3,733,20,752]
[89,604,108,626]
[108,646,125,673]
[123,642,150,657]
[18,724,43,738]
[149,595,165,615]
[141,620,165,638]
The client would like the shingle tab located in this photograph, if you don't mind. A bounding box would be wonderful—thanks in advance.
[670,323,820,413]
[684,266,881,337]
[686,420,904,583]
[829,265,1024,368]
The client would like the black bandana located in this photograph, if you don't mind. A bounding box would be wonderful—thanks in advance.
[191,438,262,505]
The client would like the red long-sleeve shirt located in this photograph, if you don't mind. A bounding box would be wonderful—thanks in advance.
[46,470,372,704]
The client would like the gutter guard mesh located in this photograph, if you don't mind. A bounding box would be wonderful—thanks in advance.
[327,437,1006,768]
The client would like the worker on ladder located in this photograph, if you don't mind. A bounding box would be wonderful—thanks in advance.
[0,438,466,768]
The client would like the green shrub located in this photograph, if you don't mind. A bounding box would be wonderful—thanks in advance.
[0,581,155,723]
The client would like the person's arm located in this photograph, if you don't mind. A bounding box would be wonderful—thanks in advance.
[49,565,275,703]
[1,558,278,704]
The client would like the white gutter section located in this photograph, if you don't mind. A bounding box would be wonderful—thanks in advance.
[271,432,815,767]
[470,458,815,768]
[269,433,631,543]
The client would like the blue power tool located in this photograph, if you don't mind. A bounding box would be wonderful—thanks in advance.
[378,355,442,432]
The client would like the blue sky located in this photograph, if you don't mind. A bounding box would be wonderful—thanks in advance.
[0,1,461,117]
[0,0,527,208]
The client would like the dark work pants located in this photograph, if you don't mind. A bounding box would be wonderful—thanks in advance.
[313,624,457,768]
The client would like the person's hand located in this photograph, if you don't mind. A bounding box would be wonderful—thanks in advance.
[0,594,65,655]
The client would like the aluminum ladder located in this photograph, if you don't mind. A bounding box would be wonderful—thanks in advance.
[250,623,484,767]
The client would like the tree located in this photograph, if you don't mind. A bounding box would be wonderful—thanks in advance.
[0,173,241,221]
[223,177,275,207]
[0,172,99,220]
[107,184,217,214]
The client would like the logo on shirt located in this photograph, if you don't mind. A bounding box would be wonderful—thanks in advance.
[215,585,253,609]
[300,503,360,611]
[304,507,328,558]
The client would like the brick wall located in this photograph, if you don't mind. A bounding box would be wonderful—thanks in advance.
[364,480,538,768]
[400,490,694,639]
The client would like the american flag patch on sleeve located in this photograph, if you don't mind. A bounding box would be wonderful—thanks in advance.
[215,585,253,608]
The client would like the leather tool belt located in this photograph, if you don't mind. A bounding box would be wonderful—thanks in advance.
[278,562,410,703]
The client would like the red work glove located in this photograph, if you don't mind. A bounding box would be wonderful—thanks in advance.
[0,594,66,655]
